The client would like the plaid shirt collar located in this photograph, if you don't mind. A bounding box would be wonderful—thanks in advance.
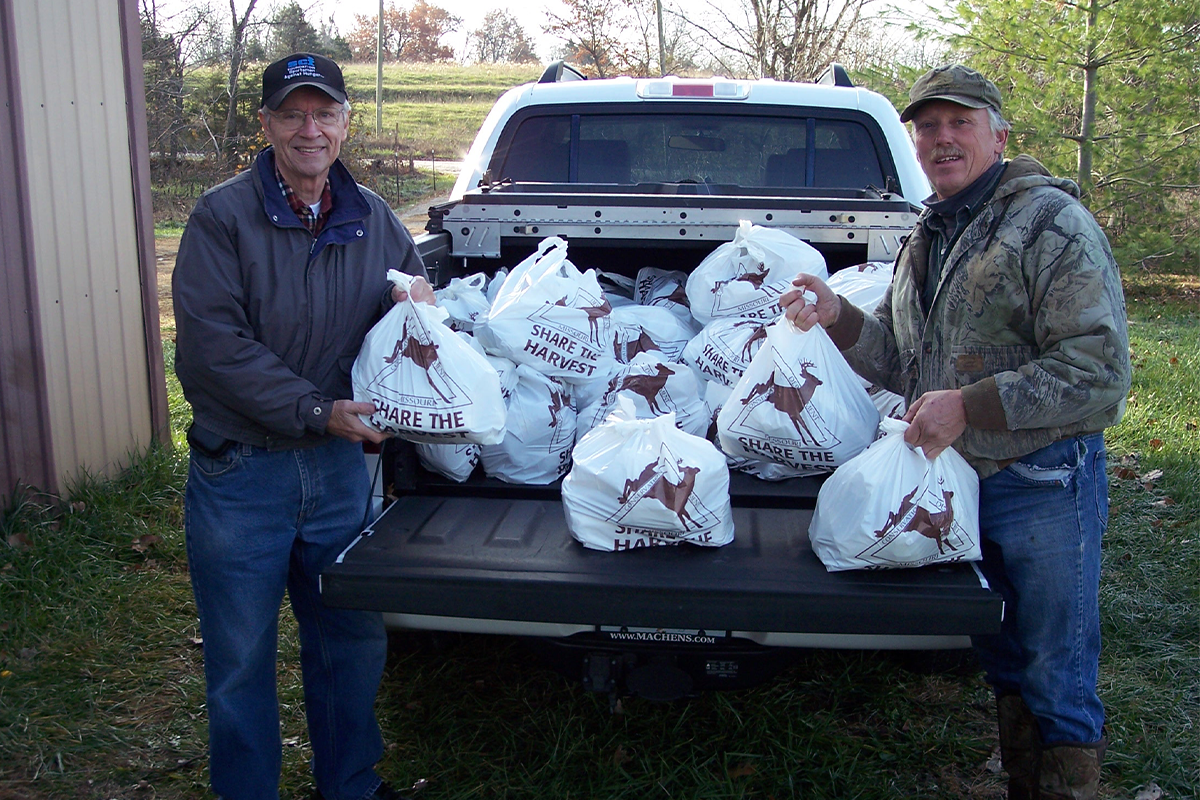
[275,165,333,236]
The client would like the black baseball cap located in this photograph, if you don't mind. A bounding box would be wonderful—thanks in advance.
[261,53,347,110]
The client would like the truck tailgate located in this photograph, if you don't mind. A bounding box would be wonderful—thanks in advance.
[321,473,1001,638]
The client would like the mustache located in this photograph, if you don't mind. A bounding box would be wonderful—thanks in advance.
[931,148,964,161]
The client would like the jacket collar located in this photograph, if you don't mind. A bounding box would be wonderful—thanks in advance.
[254,147,372,232]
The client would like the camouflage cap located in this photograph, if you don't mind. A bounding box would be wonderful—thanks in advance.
[899,64,1002,123]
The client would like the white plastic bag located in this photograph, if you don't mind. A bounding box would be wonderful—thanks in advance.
[826,262,894,315]
[578,351,710,439]
[352,271,506,444]
[610,305,696,363]
[870,386,907,420]
[704,380,810,481]
[686,221,828,324]
[634,267,698,331]
[717,319,877,474]
[680,318,768,387]
[434,273,490,332]
[415,442,480,482]
[808,418,981,571]
[476,237,614,384]
[825,265,907,421]
[598,271,637,308]
[485,268,508,305]
[562,397,734,551]
[481,365,577,484]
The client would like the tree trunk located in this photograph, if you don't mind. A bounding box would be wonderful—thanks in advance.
[222,0,259,166]
[1077,0,1099,197]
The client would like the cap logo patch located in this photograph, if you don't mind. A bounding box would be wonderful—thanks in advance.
[284,57,323,81]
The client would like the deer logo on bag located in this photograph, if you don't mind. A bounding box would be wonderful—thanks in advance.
[712,264,769,293]
[613,454,709,532]
[741,324,768,361]
[740,361,835,447]
[547,388,566,427]
[382,319,452,402]
[874,486,959,555]
[853,477,974,566]
[614,329,658,362]
[615,363,675,414]
[553,295,612,346]
[658,284,690,308]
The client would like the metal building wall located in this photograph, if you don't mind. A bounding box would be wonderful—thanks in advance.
[2,0,165,496]
[0,0,56,498]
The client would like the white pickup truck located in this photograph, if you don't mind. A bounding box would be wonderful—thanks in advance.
[322,63,1000,701]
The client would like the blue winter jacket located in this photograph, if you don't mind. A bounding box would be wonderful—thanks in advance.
[173,148,427,449]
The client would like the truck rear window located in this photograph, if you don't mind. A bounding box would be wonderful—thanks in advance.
[495,112,886,190]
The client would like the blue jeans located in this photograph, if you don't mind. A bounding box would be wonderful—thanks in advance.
[972,433,1108,744]
[185,437,388,800]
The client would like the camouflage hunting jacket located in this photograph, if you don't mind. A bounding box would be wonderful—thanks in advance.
[828,155,1131,478]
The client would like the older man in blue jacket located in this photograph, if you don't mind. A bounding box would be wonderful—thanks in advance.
[173,53,430,800]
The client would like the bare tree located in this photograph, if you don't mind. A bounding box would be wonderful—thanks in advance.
[683,0,875,81]
[544,0,633,77]
[623,0,699,76]
[472,9,538,64]
[222,0,260,164]
[142,0,223,159]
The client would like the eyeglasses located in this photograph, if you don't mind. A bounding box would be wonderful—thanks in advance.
[267,108,346,132]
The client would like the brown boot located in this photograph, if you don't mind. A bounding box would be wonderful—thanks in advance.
[1037,737,1107,800]
[997,694,1041,800]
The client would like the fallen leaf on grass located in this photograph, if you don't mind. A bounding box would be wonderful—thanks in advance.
[131,534,162,553]
[1169,357,1178,365]
[1135,782,1164,800]
[70,501,86,513]
[1151,519,1164,529]
[1113,467,1139,480]
[1152,498,1176,507]
[1143,469,1164,482]
[985,746,1003,773]
[612,745,632,768]
[6,532,31,551]
[186,636,203,647]
[728,763,757,779]
[1149,439,1164,450]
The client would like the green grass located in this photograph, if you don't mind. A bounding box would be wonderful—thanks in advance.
[2,268,1196,798]
[340,64,541,158]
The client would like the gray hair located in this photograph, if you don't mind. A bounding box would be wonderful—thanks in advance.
[988,107,1012,135]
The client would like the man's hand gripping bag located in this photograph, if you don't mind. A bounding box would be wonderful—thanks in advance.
[475,236,614,384]
[352,270,506,444]
[562,397,734,551]
[716,320,878,476]
[808,418,982,571]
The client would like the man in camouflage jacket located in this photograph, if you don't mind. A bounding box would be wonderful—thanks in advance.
[782,65,1130,800]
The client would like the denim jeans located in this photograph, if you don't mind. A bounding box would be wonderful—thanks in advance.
[972,433,1108,744]
[185,437,387,800]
